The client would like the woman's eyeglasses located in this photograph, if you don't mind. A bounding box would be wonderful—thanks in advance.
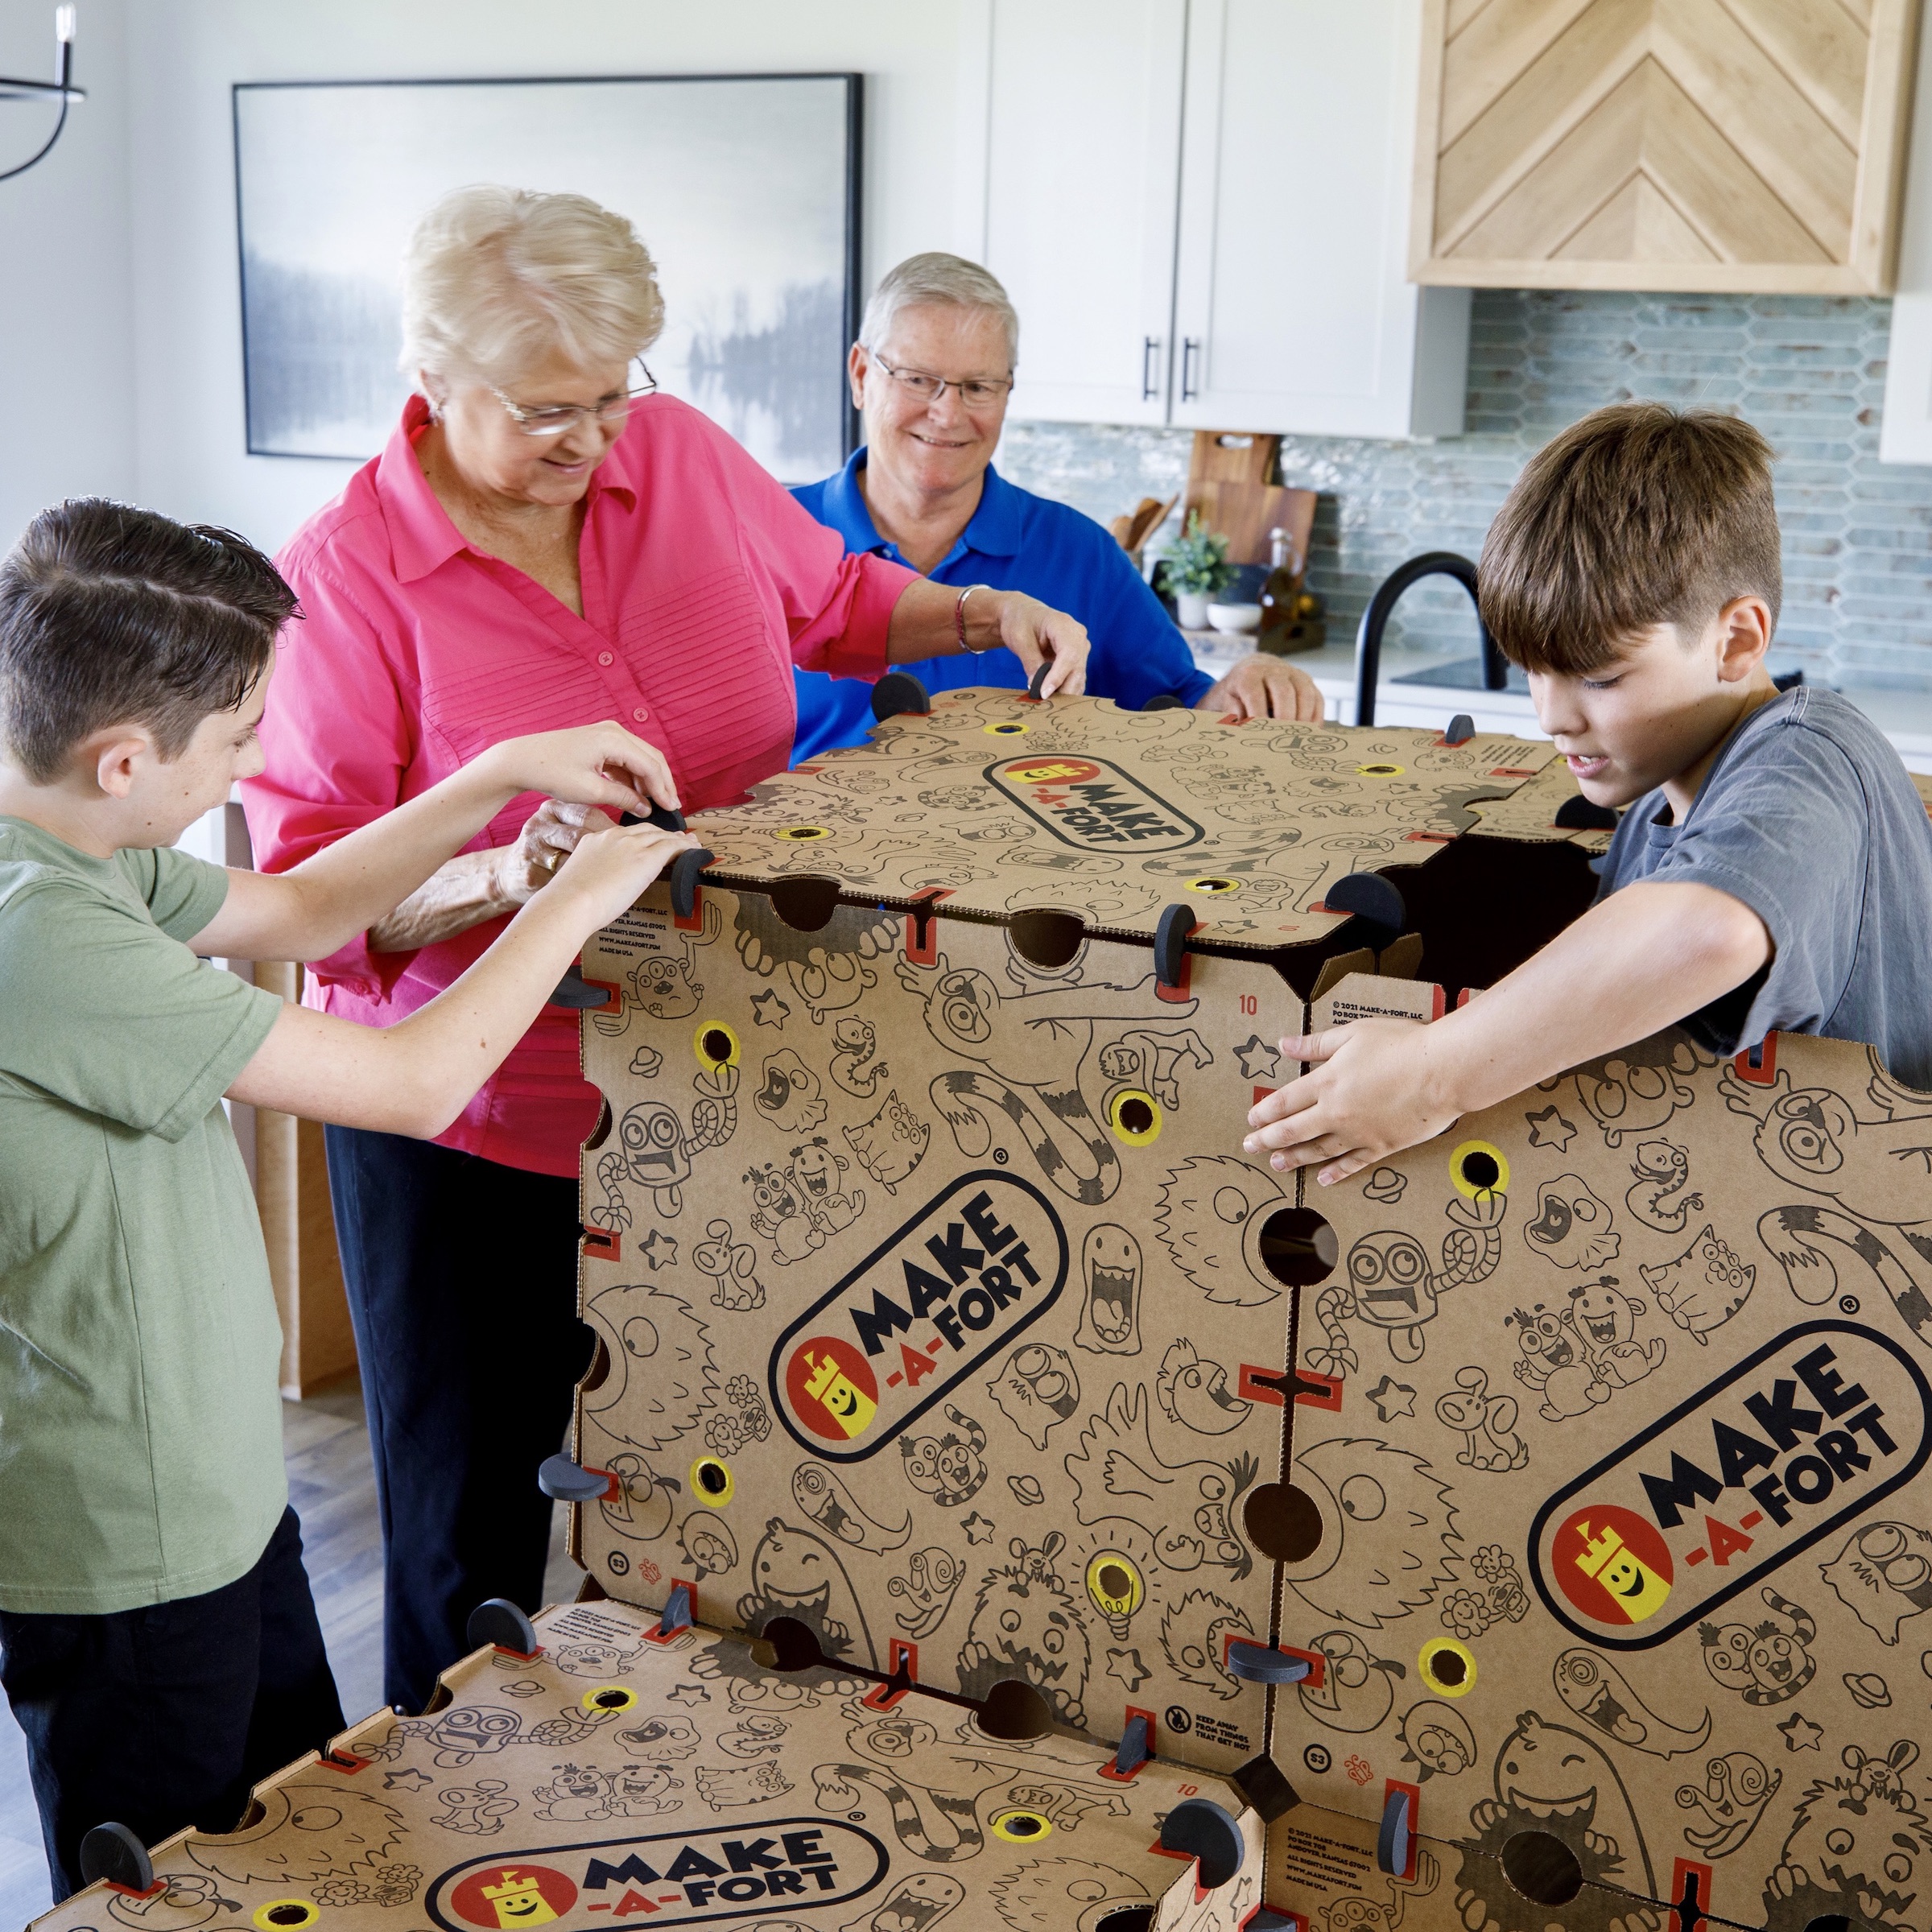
[871,353,1014,410]
[489,363,659,437]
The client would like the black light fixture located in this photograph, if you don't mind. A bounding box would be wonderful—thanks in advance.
[0,7,82,184]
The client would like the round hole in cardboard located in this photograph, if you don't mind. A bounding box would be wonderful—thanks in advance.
[1245,1483,1324,1564]
[1096,1910,1154,1932]
[580,1336,612,1395]
[990,1807,1055,1843]
[1009,908,1086,968]
[767,875,841,932]
[585,1097,613,1150]
[1501,1831,1583,1906]
[976,1678,1055,1740]
[1257,1206,1338,1286]
[761,1616,826,1674]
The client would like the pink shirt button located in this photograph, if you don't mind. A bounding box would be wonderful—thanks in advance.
[633,707,650,723]
[597,650,614,666]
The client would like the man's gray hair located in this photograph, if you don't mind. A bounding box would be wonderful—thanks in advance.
[857,252,1019,369]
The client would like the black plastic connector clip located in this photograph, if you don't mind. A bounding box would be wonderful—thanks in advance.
[1159,1798,1246,1890]
[1154,902,1198,991]
[870,671,931,722]
[1226,1640,1313,1686]
[467,1598,539,1657]
[1377,1785,1413,1876]
[671,848,714,922]
[1443,712,1475,745]
[80,1823,155,1895]
[537,1454,616,1503]
[1112,1713,1152,1777]
[656,1580,694,1640]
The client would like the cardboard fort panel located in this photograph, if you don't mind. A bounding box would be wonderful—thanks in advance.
[573,884,1302,1780]
[30,1600,1265,1932]
[1269,975,1932,1932]
[687,685,1560,948]
[565,693,1575,1785]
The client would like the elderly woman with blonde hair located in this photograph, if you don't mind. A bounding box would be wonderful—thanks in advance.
[242,185,1090,1712]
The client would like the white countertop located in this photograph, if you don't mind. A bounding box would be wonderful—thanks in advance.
[1187,631,1932,774]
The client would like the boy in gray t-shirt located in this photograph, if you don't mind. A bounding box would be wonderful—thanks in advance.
[1247,402,1932,1182]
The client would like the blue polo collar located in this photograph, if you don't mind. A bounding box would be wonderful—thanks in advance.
[819,446,1024,568]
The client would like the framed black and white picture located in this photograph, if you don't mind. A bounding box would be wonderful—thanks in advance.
[232,73,861,481]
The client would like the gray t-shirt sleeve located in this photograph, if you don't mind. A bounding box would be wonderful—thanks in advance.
[1607,722,1868,1046]
[0,874,283,1141]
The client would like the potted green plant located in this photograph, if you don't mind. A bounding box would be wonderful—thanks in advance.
[1162,510,1236,630]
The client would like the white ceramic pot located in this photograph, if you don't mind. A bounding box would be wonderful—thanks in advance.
[1174,589,1211,630]
[1208,601,1263,634]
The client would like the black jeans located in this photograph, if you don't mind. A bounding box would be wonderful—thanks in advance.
[324,1125,590,1715]
[0,1506,344,1902]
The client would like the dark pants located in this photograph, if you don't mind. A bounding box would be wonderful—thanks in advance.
[324,1125,589,1715]
[0,1506,344,1902]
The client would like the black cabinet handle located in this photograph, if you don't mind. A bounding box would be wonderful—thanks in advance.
[1181,336,1201,401]
[1141,336,1161,401]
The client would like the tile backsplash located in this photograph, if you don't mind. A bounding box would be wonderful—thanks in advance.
[998,289,1930,691]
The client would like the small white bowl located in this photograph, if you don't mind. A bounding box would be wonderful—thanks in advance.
[1207,601,1262,634]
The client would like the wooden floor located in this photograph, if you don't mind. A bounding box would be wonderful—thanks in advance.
[0,1377,576,1930]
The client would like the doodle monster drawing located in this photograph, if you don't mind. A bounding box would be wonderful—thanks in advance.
[1626,1139,1703,1232]
[1764,1740,1932,1932]
[1161,1589,1253,1702]
[1754,1206,1932,1345]
[590,898,722,1034]
[1460,1713,1657,1932]
[583,1281,716,1451]
[1821,1521,1932,1645]
[1282,1437,1459,1631]
[956,1531,1093,1728]
[730,893,898,986]
[1434,1367,1528,1472]
[790,1137,866,1234]
[898,947,1195,1205]
[1295,1630,1405,1733]
[1154,1157,1290,1308]
[1397,1702,1478,1782]
[592,1063,738,1225]
[889,1548,968,1640]
[1524,1174,1621,1269]
[1552,1649,1710,1758]
[843,1089,930,1196]
[1064,1382,1258,1580]
[986,1342,1082,1451]
[793,1463,912,1554]
[1505,1299,1611,1422]
[1542,1037,1708,1149]
[1317,1855,1441,1932]
[841,1872,966,1932]
[1311,1189,1506,1377]
[736,1518,878,1669]
[691,1219,763,1311]
[753,1048,828,1136]
[1676,1752,1781,1859]
[188,1785,418,1904]
[1156,1337,1249,1435]
[1637,1224,1757,1341]
[830,1017,889,1097]
[1075,1224,1142,1355]
[744,1158,824,1265]
[987,1861,1152,1932]
[1567,1278,1666,1389]
[900,1406,990,1508]
[1701,1590,1818,1705]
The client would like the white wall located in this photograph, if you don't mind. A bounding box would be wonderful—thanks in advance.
[121,0,972,555]
[0,0,134,550]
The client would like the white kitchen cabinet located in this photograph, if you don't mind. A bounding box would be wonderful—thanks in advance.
[958,0,1468,439]
[1881,7,1932,464]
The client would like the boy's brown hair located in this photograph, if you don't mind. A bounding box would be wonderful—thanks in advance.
[1478,402,1781,675]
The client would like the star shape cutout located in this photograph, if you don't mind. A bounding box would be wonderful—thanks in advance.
[1235,1034,1281,1082]
[382,1767,434,1792]
[637,1229,679,1272]
[1106,1649,1150,1692]
[1365,1376,1417,1422]
[749,989,791,1028]
[961,1511,997,1546]
[1525,1104,1577,1150]
[667,1681,712,1708]
[1777,1712,1823,1752]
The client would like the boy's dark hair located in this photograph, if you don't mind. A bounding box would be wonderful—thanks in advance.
[1479,403,1781,675]
[0,498,297,782]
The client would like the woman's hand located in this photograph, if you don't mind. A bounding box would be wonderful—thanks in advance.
[544,821,700,935]
[492,800,614,906]
[1200,654,1325,723]
[973,589,1091,698]
[479,721,680,817]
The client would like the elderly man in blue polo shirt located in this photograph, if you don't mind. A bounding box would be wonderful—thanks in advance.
[791,252,1322,762]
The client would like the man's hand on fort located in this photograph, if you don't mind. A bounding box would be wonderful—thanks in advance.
[1242,1018,1461,1186]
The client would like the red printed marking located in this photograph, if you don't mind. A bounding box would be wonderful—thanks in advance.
[1733,1032,1780,1084]
[583,1228,621,1264]
[1489,766,1539,778]
[672,886,704,934]
[1686,1546,1707,1566]
[1740,1511,1764,1530]
[886,1372,903,1387]
[1404,830,1455,843]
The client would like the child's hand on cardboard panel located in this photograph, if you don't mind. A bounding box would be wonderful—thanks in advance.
[1243,1016,1461,1187]
[481,721,681,817]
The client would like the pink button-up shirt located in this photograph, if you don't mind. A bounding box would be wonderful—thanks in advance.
[242,394,915,1178]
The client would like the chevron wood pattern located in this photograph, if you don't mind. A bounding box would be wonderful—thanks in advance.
[1410,0,1922,292]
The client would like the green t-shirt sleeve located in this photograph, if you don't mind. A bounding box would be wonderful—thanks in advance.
[118,843,233,943]
[0,873,283,1141]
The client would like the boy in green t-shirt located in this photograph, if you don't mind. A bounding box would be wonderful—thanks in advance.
[0,499,697,1899]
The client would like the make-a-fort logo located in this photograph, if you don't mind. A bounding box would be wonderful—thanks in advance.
[985,754,1203,852]
[431,1823,889,1930]
[1530,1321,1931,1649]
[770,1171,1069,1459]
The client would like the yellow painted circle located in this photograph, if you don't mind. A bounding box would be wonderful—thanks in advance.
[1418,1637,1477,1697]
[1450,1138,1509,1198]
[1086,1552,1145,1621]
[1108,1089,1162,1147]
[1184,875,1241,895]
[991,1807,1055,1844]
[984,720,1030,737]
[582,1682,639,1714]
[1356,762,1406,777]
[690,1455,734,1505]
[253,1903,318,1931]
[694,1020,741,1071]
[774,824,832,841]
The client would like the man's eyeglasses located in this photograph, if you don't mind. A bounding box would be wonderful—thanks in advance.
[870,353,1014,410]
[489,362,659,437]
